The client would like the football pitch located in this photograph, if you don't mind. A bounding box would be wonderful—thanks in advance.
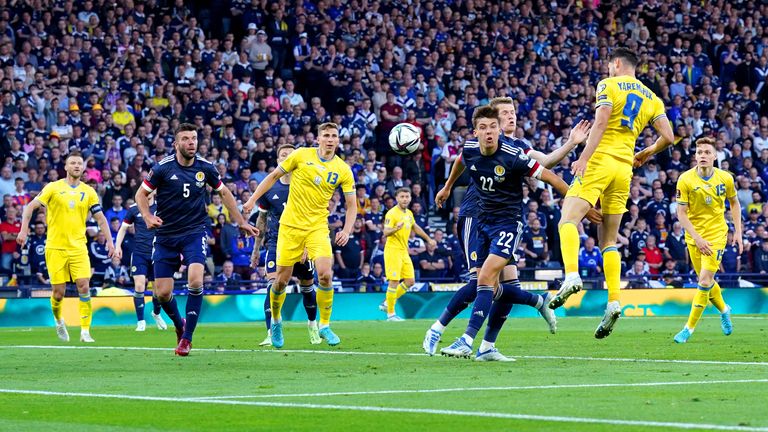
[0,317,766,431]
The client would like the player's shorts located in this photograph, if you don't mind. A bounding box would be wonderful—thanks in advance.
[566,155,633,214]
[687,240,726,274]
[457,216,479,272]
[476,217,524,265]
[130,252,154,281]
[152,232,208,279]
[265,244,315,280]
[276,225,332,267]
[45,248,91,285]
[384,248,415,281]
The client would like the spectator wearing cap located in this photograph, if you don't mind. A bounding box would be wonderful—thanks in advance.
[247,28,272,82]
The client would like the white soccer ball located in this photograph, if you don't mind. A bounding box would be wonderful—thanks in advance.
[389,123,422,155]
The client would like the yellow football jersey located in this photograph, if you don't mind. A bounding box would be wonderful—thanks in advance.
[676,167,736,243]
[36,179,102,251]
[278,147,355,230]
[384,206,415,251]
[594,76,667,164]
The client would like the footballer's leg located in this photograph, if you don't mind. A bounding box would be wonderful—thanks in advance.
[500,265,556,334]
[260,249,277,346]
[314,256,340,345]
[153,237,186,347]
[133,273,147,332]
[51,283,69,342]
[269,265,293,348]
[297,261,320,344]
[71,249,95,343]
[552,197,592,310]
[46,250,69,342]
[176,262,205,356]
[594,213,624,339]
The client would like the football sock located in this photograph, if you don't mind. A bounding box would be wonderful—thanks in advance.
[151,293,161,315]
[50,296,62,321]
[78,292,92,331]
[437,277,477,326]
[602,246,621,302]
[160,294,184,330]
[300,283,318,322]
[465,285,493,339]
[182,285,204,341]
[685,283,713,330]
[386,284,398,315]
[395,281,408,299]
[133,291,145,321]
[483,300,514,346]
[270,284,287,323]
[316,283,334,328]
[559,222,580,274]
[497,279,540,308]
[264,291,272,330]
[709,282,727,313]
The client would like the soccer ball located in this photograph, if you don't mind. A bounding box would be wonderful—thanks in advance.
[389,123,421,155]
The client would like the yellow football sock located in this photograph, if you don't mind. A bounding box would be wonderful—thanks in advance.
[386,285,398,315]
[78,293,92,330]
[602,246,621,302]
[50,296,62,321]
[559,222,580,274]
[708,282,727,313]
[270,286,287,322]
[317,284,334,327]
[395,281,408,299]
[685,284,712,330]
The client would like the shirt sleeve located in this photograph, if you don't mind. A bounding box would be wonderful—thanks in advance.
[88,187,102,214]
[340,166,355,195]
[35,182,54,206]
[595,79,613,108]
[257,194,270,212]
[278,147,302,173]
[384,209,397,229]
[519,153,543,179]
[142,163,162,192]
[123,207,136,225]
[651,96,667,124]
[205,162,224,191]
[676,175,690,205]
[725,172,737,199]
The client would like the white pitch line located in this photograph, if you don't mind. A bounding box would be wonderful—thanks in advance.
[1,344,767,366]
[0,388,766,432]
[188,378,768,400]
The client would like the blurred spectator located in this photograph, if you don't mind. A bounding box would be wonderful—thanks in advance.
[578,237,602,278]
[419,241,447,280]
[230,232,254,279]
[642,235,664,275]
[104,257,130,287]
[216,261,243,292]
[626,260,652,288]
[0,205,21,274]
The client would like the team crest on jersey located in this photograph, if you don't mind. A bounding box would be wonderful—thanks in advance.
[705,196,713,205]
[471,251,477,261]
[314,175,322,185]
[494,165,505,176]
[68,200,75,209]
[195,171,205,187]
[131,266,137,273]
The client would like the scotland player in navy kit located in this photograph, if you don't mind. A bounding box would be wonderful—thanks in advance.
[250,144,320,347]
[115,191,168,332]
[136,123,258,356]
[423,98,593,355]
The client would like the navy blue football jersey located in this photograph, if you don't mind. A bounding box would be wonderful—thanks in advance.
[123,203,157,256]
[460,139,542,221]
[458,135,531,219]
[257,179,290,247]
[143,155,223,237]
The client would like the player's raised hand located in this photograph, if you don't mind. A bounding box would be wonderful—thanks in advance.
[633,148,654,168]
[16,229,28,247]
[571,157,588,179]
[242,200,255,216]
[427,239,437,248]
[145,214,163,230]
[107,243,117,259]
[569,120,591,145]
[694,236,713,256]
[435,187,450,209]
[240,223,259,238]
[586,208,603,224]
[335,230,350,247]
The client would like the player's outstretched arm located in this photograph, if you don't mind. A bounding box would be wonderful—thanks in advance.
[676,203,711,256]
[435,154,465,208]
[114,222,131,258]
[220,186,259,237]
[242,169,286,215]
[531,120,591,169]
[633,117,675,168]
[93,211,117,258]
[728,195,744,254]
[572,106,611,178]
[413,223,436,248]
[336,192,357,247]
[17,199,42,247]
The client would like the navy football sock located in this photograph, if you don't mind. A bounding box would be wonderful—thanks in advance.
[160,295,184,329]
[300,284,318,322]
[132,291,145,321]
[151,294,162,315]
[465,285,493,339]
[264,291,272,330]
[182,286,204,341]
[438,278,477,326]
[498,279,541,308]
[483,300,514,344]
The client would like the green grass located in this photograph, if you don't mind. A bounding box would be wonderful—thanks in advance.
[0,316,767,432]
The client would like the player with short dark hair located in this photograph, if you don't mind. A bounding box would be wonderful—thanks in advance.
[136,123,257,356]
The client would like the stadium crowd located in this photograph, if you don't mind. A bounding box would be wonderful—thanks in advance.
[1,0,768,290]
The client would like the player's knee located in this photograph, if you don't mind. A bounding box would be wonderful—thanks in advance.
[698,274,714,287]
[404,278,415,287]
[272,279,288,292]
[317,271,332,286]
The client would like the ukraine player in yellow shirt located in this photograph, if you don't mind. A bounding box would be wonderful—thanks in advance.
[550,47,675,338]
[673,137,741,343]
[243,123,357,348]
[382,187,435,321]
[17,152,116,343]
